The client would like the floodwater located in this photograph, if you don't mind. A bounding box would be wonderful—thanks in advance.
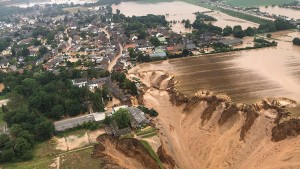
[133,31,300,110]
[259,6,300,20]
[112,1,259,33]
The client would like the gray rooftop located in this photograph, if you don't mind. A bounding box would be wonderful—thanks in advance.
[54,114,95,131]
[128,107,149,125]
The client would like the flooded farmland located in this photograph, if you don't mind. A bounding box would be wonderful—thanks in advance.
[259,6,300,20]
[130,31,300,113]
[112,1,259,33]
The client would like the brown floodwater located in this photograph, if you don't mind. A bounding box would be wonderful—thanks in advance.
[112,1,259,33]
[259,6,300,20]
[131,31,300,115]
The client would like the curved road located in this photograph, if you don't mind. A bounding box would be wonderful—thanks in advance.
[108,43,123,72]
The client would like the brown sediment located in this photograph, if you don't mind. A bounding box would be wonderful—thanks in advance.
[239,104,259,141]
[217,104,239,126]
[157,146,176,169]
[129,69,300,169]
[93,135,160,169]
[272,119,300,142]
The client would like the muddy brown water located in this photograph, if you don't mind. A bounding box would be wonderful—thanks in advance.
[112,1,259,33]
[134,31,300,114]
[259,6,300,20]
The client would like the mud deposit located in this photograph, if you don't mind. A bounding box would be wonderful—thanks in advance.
[92,135,174,169]
[127,69,300,169]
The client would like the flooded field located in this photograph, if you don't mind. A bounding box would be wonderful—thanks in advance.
[112,1,259,33]
[259,6,300,20]
[131,31,300,108]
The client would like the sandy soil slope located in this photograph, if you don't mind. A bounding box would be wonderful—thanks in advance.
[130,70,300,169]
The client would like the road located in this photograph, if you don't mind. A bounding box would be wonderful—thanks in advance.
[108,43,123,72]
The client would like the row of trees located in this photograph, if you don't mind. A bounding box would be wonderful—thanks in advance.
[223,25,257,38]
[258,19,296,33]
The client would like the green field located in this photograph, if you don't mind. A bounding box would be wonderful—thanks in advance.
[224,0,296,7]
[2,157,55,169]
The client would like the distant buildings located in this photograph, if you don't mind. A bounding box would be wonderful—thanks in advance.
[72,77,110,90]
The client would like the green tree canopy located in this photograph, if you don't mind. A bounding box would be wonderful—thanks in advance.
[112,108,130,129]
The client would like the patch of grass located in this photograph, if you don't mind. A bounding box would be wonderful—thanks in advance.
[0,108,5,126]
[139,140,163,169]
[0,95,6,100]
[60,147,101,169]
[33,139,63,159]
[2,157,55,169]
[141,132,157,138]
[136,127,157,136]
[119,133,134,139]
[56,129,87,138]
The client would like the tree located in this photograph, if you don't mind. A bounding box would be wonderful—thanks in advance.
[274,19,295,31]
[223,26,233,36]
[112,108,130,129]
[50,105,64,120]
[244,27,257,36]
[0,134,10,149]
[90,89,105,112]
[14,137,32,158]
[34,120,54,141]
[65,99,81,116]
[233,25,246,38]
[182,49,190,57]
[39,46,48,56]
[31,39,41,46]
[184,19,191,28]
[1,148,15,162]
[18,78,38,97]
[138,30,147,39]
[149,37,160,47]
[20,47,30,57]
[116,9,120,15]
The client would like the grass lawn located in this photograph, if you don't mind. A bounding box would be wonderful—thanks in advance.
[0,108,5,126]
[2,157,55,169]
[224,0,296,7]
[0,95,6,100]
[60,147,101,169]
[33,139,63,159]
[141,132,157,138]
[139,140,163,169]
[56,128,87,138]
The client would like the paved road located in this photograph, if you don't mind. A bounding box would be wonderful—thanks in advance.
[108,43,123,72]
